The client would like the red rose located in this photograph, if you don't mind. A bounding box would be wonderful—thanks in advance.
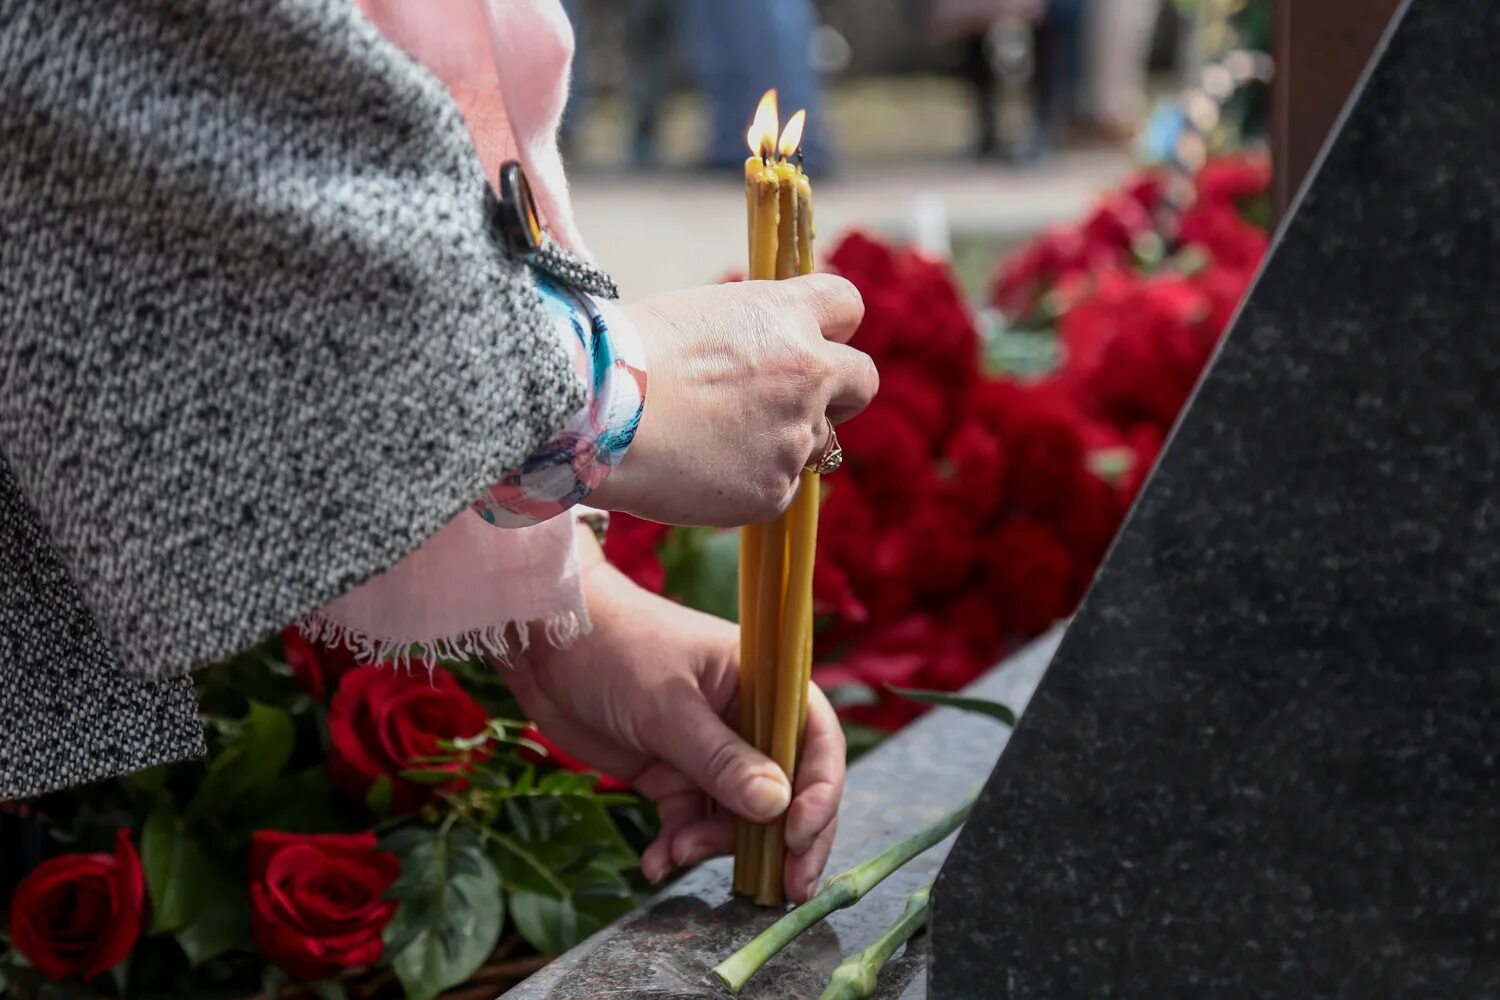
[517,725,630,793]
[982,521,1077,637]
[8,830,144,982]
[249,831,399,982]
[603,512,672,594]
[281,626,361,701]
[1122,169,1165,216]
[328,664,490,815]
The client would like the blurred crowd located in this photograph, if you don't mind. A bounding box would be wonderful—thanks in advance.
[558,0,1207,172]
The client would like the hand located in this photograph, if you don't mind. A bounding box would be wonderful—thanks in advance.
[498,537,845,903]
[589,275,877,527]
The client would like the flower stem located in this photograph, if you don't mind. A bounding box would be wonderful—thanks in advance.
[816,882,933,1000]
[710,789,976,993]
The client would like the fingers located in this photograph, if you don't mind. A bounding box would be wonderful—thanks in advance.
[668,816,736,869]
[784,686,845,901]
[782,273,864,344]
[785,685,845,855]
[821,342,879,426]
[645,692,792,823]
[785,815,837,904]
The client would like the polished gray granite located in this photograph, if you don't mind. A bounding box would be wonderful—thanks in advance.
[932,0,1500,995]
[502,626,1063,999]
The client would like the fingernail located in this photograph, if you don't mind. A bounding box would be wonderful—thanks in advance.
[745,775,791,820]
[677,840,712,868]
[804,877,820,900]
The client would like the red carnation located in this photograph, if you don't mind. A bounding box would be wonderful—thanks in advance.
[1051,469,1123,568]
[942,419,1008,523]
[8,830,144,982]
[837,403,933,519]
[1177,200,1269,275]
[249,831,399,982]
[1195,151,1271,208]
[828,230,899,289]
[982,521,1077,637]
[327,664,490,814]
[908,500,981,600]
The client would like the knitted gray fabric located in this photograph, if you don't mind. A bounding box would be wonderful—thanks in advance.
[0,0,612,798]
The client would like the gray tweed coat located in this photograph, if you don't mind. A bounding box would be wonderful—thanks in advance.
[0,0,614,799]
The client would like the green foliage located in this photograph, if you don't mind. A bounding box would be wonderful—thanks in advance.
[186,700,295,823]
[140,799,252,965]
[381,827,504,1000]
[660,526,741,622]
[887,686,1017,726]
[486,797,637,955]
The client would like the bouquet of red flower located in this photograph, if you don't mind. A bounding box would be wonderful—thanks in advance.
[612,151,1272,741]
[0,631,646,1000]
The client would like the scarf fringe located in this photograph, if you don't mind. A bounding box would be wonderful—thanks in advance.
[297,608,589,671]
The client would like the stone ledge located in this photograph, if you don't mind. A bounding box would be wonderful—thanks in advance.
[503,625,1064,999]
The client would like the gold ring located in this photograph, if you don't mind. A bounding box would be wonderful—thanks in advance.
[806,418,843,475]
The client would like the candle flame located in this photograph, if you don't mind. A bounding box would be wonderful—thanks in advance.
[746,89,779,160]
[777,110,806,161]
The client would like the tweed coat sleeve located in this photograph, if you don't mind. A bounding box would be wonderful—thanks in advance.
[0,0,603,797]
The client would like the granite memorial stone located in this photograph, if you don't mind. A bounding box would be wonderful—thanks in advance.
[931,0,1500,995]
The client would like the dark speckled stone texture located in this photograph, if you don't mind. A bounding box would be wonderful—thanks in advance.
[502,628,1063,1000]
[931,0,1500,996]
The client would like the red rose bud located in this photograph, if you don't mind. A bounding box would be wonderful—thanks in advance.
[517,725,631,792]
[281,625,362,702]
[8,830,145,982]
[248,831,400,982]
[327,663,490,815]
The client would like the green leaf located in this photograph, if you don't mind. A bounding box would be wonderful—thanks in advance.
[142,801,211,933]
[383,827,504,1000]
[508,888,578,956]
[825,684,879,709]
[886,686,1018,726]
[365,775,393,817]
[256,766,355,833]
[841,722,888,764]
[308,980,349,1000]
[128,765,168,794]
[661,527,741,621]
[187,701,296,822]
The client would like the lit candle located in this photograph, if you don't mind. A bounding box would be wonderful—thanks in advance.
[736,91,823,907]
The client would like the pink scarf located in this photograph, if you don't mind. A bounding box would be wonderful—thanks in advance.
[303,0,591,663]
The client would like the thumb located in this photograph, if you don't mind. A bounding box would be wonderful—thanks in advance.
[647,698,791,822]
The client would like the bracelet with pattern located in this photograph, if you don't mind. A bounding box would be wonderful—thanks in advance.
[471,270,646,527]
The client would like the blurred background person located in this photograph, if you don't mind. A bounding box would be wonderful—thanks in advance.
[1078,0,1163,142]
[680,0,835,172]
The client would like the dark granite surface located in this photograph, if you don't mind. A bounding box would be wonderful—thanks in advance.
[503,627,1063,1000]
[932,0,1500,996]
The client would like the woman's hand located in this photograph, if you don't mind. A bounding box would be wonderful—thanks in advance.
[497,534,845,903]
[589,275,877,527]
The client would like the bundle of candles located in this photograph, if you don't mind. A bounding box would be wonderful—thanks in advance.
[734,89,820,907]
